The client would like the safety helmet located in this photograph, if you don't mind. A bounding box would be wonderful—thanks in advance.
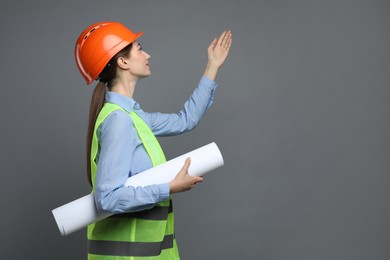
[75,21,143,84]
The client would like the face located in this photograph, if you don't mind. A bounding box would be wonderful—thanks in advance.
[125,41,151,79]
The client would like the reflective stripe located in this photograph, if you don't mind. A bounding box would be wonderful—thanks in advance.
[88,234,174,257]
[109,201,173,221]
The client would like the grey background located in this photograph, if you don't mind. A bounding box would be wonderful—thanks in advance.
[1,0,389,259]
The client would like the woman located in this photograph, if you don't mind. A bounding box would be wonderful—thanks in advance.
[75,21,232,259]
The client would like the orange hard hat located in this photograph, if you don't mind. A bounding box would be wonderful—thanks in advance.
[75,21,143,84]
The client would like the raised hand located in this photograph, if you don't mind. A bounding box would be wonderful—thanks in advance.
[204,30,233,81]
[208,30,232,68]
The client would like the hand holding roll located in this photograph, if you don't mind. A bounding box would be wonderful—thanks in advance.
[169,158,204,193]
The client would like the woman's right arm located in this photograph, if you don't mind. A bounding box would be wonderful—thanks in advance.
[93,111,201,213]
[94,111,170,213]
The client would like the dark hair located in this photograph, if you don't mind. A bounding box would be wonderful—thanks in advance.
[86,43,133,186]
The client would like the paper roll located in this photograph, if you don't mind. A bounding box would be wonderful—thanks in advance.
[52,142,224,236]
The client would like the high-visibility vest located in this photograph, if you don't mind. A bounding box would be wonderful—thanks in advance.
[88,102,179,260]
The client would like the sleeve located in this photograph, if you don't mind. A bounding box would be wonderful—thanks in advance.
[93,110,170,214]
[144,76,218,136]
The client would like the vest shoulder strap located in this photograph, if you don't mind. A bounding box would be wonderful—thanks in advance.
[91,102,167,187]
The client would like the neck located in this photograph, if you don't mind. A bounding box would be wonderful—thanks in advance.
[110,77,137,98]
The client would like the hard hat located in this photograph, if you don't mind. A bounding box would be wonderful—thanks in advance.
[75,21,143,84]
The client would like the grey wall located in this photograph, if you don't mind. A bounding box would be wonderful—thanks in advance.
[1,0,389,259]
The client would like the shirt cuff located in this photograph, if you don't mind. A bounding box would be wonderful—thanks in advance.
[158,183,170,201]
[200,75,218,90]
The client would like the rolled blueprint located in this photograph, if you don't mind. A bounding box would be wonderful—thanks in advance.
[52,142,224,236]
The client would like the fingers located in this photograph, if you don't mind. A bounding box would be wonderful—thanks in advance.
[208,38,217,51]
[224,31,232,50]
[217,30,232,48]
[223,31,232,52]
[209,31,232,54]
[195,176,204,183]
[190,176,203,190]
[181,157,191,172]
[217,31,227,46]
[176,157,204,191]
[226,34,232,51]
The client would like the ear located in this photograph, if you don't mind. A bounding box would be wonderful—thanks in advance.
[116,56,129,70]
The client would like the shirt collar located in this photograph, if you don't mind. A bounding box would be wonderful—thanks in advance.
[105,91,136,113]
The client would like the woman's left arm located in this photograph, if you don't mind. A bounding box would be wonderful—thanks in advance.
[141,76,217,136]
[142,31,232,136]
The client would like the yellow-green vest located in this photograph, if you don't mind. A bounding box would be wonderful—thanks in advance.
[88,102,179,260]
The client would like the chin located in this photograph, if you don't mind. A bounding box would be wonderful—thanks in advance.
[140,73,151,79]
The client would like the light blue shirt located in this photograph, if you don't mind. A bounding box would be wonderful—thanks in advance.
[94,76,217,214]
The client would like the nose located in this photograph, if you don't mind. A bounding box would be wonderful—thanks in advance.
[143,51,151,59]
